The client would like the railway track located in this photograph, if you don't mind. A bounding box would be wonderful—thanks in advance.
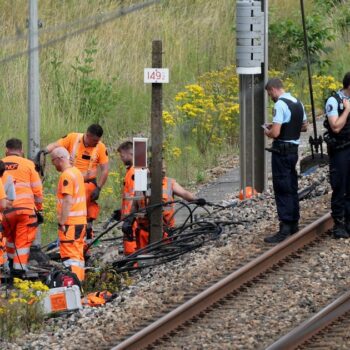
[111,211,338,349]
[267,290,350,350]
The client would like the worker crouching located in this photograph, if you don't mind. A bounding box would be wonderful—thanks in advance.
[124,163,205,250]
[51,147,87,281]
[117,141,137,255]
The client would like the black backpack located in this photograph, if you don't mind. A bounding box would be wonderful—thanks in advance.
[46,268,82,292]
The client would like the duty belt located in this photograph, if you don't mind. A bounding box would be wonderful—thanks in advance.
[324,133,350,150]
[265,141,298,155]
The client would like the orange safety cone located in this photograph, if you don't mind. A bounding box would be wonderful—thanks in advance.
[238,186,258,200]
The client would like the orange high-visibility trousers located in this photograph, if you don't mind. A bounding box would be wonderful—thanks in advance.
[85,182,100,220]
[3,208,38,271]
[58,224,86,281]
[123,221,137,255]
[135,227,169,250]
[0,231,7,267]
[84,182,99,241]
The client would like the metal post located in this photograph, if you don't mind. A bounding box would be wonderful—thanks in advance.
[236,0,267,195]
[149,40,163,243]
[263,0,268,188]
[28,0,41,246]
[28,0,40,160]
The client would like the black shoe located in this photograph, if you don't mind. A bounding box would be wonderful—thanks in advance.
[290,221,299,234]
[264,222,292,244]
[345,220,350,235]
[333,222,349,239]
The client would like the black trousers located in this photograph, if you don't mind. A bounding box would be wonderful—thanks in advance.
[329,146,350,222]
[272,151,299,222]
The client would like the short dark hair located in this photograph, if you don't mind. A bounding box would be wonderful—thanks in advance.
[265,78,284,90]
[0,160,5,177]
[343,72,350,89]
[117,141,133,152]
[87,124,103,138]
[6,138,22,151]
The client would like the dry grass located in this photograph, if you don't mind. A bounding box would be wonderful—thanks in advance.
[0,0,235,149]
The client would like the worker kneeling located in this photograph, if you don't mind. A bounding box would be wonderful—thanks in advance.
[51,147,87,281]
[125,164,206,250]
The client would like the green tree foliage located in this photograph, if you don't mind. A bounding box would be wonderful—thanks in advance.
[71,41,119,123]
[269,14,335,73]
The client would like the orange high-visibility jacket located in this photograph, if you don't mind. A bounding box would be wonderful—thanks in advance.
[3,155,43,210]
[58,133,109,181]
[121,166,135,218]
[57,166,87,226]
[0,179,6,265]
[135,177,175,230]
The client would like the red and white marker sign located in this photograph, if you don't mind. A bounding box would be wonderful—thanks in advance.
[144,68,169,83]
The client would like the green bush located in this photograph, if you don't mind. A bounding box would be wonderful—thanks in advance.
[269,14,334,73]
[71,40,119,124]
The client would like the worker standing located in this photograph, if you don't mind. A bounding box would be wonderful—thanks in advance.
[0,160,14,270]
[2,139,43,277]
[115,141,137,255]
[263,78,308,244]
[45,124,109,244]
[51,147,87,281]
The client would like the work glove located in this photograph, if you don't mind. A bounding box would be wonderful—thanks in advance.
[36,210,44,225]
[194,198,206,206]
[111,209,121,221]
[122,218,134,241]
[90,186,101,201]
[34,149,48,177]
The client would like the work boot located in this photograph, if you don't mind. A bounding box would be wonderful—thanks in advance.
[333,219,349,239]
[290,221,299,234]
[264,222,292,244]
[345,219,350,235]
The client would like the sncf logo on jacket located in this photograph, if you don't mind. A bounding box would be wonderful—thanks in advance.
[4,162,19,171]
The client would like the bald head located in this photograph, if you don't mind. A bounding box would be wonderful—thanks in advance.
[51,147,70,172]
[51,147,69,160]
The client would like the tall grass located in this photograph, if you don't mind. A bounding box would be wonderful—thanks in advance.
[0,0,235,149]
[0,0,349,241]
[0,0,237,243]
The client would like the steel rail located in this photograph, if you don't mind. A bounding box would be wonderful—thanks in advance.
[112,212,332,350]
[266,289,350,350]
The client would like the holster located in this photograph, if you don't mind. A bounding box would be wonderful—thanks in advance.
[266,141,298,155]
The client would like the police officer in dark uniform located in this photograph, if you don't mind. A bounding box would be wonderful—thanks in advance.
[324,72,350,238]
[263,78,308,243]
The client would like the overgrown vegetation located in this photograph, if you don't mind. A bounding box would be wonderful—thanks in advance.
[0,0,349,243]
[0,278,48,341]
[82,266,132,294]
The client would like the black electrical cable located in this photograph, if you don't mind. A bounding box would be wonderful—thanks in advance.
[0,0,161,65]
[0,0,162,47]
[113,220,223,272]
[87,199,242,273]
[85,199,183,252]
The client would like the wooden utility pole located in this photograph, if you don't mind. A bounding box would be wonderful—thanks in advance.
[149,40,163,243]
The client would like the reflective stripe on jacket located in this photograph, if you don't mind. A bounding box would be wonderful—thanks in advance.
[121,166,135,217]
[57,166,87,225]
[3,155,43,210]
